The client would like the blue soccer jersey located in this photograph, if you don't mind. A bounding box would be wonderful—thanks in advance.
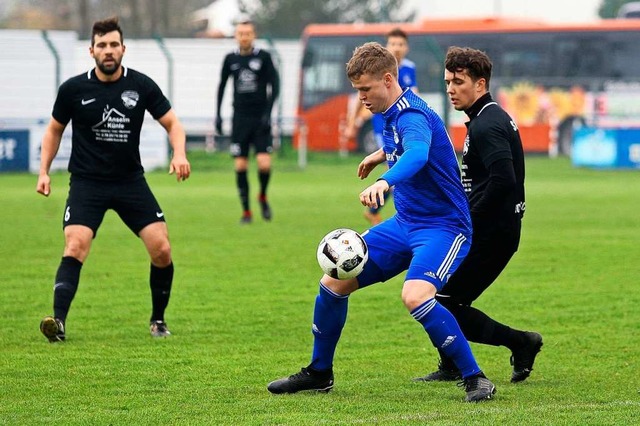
[398,58,417,92]
[371,58,418,140]
[379,89,471,232]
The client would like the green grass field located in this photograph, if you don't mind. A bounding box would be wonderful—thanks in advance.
[1,151,639,425]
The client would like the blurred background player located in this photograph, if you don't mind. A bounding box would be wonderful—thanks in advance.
[268,42,496,402]
[415,46,542,383]
[215,19,280,224]
[37,17,191,342]
[344,28,418,225]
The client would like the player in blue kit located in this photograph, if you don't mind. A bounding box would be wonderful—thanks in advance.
[345,28,418,225]
[267,42,496,402]
[36,17,190,342]
[366,28,418,225]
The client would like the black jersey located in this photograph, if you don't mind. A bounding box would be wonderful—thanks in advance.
[217,48,279,115]
[461,93,525,221]
[52,67,171,181]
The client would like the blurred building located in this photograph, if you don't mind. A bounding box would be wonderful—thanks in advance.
[0,29,301,144]
[191,0,242,38]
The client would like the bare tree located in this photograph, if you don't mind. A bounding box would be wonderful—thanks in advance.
[240,0,416,38]
[0,0,214,38]
[78,0,90,39]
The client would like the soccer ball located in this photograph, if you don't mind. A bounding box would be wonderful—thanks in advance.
[316,228,368,279]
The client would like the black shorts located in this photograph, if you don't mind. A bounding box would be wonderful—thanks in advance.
[63,176,165,237]
[437,216,521,305]
[230,114,273,158]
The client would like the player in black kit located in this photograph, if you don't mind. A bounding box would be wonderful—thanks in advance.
[215,19,280,224]
[415,47,543,382]
[36,17,191,342]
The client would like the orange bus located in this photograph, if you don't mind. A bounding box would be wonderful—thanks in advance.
[295,17,640,154]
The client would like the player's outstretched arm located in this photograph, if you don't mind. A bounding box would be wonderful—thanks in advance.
[36,118,65,197]
[357,148,386,180]
[158,109,191,181]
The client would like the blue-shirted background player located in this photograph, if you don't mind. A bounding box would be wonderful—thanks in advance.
[267,42,497,402]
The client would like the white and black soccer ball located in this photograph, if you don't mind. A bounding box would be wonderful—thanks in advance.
[316,228,368,279]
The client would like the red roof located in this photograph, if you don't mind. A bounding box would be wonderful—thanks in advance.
[303,17,640,37]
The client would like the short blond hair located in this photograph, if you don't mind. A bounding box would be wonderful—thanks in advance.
[346,42,397,81]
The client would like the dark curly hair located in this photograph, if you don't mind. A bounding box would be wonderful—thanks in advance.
[91,17,123,46]
[445,46,492,89]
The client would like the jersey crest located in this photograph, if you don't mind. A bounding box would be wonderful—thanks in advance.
[121,90,139,109]
[249,58,262,71]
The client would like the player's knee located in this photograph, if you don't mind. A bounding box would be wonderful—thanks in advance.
[401,293,424,311]
[63,238,90,261]
[256,155,271,171]
[150,241,172,267]
[63,226,93,261]
[321,276,357,296]
[234,157,248,170]
[402,291,428,311]
[401,281,438,311]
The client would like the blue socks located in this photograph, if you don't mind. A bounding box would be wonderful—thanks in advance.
[308,288,481,378]
[411,298,481,378]
[309,283,348,371]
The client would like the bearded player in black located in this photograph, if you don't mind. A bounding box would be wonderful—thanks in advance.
[37,17,191,342]
[415,47,543,382]
[216,19,280,224]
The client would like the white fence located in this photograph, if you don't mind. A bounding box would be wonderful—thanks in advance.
[0,30,302,138]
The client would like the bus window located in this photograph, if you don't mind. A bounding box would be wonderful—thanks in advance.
[301,36,379,110]
[408,36,446,93]
[301,42,348,109]
[500,33,552,79]
[554,35,607,80]
[576,42,605,77]
[426,34,502,89]
[609,32,640,79]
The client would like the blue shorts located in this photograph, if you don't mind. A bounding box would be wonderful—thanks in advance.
[356,217,471,291]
